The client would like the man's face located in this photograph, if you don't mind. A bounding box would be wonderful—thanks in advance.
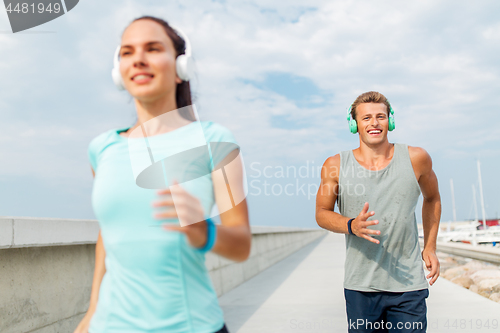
[355,103,389,145]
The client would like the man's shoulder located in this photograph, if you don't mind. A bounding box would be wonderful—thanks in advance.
[323,154,341,169]
[407,145,431,162]
[407,145,432,172]
[324,153,341,164]
[320,154,342,182]
[321,146,357,176]
[324,146,355,165]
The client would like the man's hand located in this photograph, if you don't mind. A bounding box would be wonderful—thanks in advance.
[351,202,381,244]
[421,248,440,285]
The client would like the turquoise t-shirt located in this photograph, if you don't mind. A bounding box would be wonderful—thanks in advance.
[87,121,238,333]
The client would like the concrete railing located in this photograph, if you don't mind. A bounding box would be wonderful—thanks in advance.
[206,226,326,296]
[0,217,327,333]
[419,239,500,264]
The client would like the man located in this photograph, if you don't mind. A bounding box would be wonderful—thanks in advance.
[315,91,441,333]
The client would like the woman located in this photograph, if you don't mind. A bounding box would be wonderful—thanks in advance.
[74,16,251,333]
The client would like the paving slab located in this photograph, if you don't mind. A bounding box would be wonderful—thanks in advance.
[220,233,500,333]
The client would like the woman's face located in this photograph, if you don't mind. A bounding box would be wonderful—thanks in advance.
[119,20,181,101]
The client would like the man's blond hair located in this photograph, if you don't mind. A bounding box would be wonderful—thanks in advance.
[350,91,391,120]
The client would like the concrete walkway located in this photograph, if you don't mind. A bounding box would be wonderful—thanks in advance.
[219,233,500,333]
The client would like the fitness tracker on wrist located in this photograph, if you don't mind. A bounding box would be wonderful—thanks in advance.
[197,218,217,253]
[347,218,355,236]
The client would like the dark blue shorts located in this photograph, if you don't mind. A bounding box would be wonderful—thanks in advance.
[215,323,230,333]
[344,288,429,333]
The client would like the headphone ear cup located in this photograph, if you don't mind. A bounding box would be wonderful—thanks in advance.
[112,67,125,91]
[349,119,358,134]
[111,46,125,91]
[176,54,194,81]
[388,116,395,131]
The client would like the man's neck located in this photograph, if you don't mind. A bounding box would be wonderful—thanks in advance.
[354,139,394,168]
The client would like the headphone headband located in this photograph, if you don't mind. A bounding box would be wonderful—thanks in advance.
[170,24,191,57]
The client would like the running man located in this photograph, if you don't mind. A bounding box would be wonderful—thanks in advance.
[315,91,441,332]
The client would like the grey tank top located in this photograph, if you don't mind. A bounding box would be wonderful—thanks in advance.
[338,143,428,292]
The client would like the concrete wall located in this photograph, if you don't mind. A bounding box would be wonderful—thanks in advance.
[419,239,500,264]
[206,227,326,296]
[0,217,326,333]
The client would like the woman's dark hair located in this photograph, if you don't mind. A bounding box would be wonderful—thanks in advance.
[127,16,196,121]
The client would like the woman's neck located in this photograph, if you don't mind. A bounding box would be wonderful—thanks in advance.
[134,91,178,124]
[122,92,189,135]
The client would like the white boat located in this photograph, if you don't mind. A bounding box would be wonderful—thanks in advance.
[436,221,500,246]
[419,160,499,247]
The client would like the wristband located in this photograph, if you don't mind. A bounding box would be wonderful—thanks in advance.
[197,218,217,253]
[347,218,355,236]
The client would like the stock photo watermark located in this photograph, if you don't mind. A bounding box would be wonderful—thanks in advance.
[429,318,499,330]
[289,318,499,331]
[249,161,375,200]
[126,105,247,227]
[3,0,79,33]
[347,319,424,331]
[289,318,424,331]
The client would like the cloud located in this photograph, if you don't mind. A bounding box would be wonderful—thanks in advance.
[0,0,499,221]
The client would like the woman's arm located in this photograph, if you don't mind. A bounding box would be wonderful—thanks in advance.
[88,229,107,312]
[74,168,106,333]
[210,149,251,262]
[156,150,251,262]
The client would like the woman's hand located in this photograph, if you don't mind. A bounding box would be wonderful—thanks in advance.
[152,181,209,249]
[73,309,94,333]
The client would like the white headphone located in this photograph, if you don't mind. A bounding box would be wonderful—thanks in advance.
[111,24,194,90]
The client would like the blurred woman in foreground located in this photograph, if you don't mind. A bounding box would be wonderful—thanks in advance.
[74,16,250,333]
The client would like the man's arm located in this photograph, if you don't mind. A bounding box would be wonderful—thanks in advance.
[409,146,441,285]
[315,155,380,244]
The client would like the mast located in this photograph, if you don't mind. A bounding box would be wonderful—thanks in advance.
[477,160,487,231]
[472,184,479,222]
[449,178,457,232]
[472,184,478,246]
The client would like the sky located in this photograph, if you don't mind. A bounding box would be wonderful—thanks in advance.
[0,0,499,228]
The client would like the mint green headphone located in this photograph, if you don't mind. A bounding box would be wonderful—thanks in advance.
[347,102,395,134]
